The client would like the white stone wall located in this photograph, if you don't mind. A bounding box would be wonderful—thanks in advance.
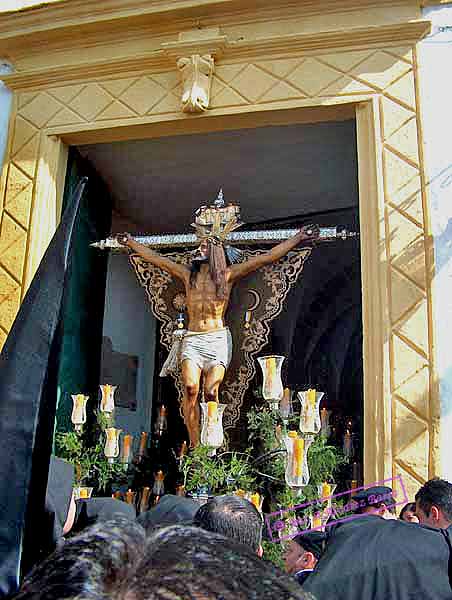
[419,4,452,481]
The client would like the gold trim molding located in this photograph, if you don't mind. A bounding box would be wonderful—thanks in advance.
[2,20,431,91]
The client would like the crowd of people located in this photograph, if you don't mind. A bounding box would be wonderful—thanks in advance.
[10,460,452,599]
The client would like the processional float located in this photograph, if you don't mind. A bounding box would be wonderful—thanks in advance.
[91,190,359,438]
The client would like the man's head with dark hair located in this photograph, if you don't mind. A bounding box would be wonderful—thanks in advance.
[284,531,326,577]
[399,502,419,523]
[190,240,229,299]
[415,478,452,528]
[353,486,397,519]
[193,494,263,554]
[14,517,146,600]
[128,524,314,600]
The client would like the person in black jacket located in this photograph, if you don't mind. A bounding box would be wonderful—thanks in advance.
[283,531,326,586]
[303,508,452,599]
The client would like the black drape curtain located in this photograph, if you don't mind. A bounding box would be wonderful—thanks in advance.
[55,149,112,433]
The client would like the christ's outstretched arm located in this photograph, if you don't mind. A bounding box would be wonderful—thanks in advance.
[228,224,319,282]
[117,233,189,282]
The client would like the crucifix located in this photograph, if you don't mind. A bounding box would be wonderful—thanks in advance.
[92,190,358,448]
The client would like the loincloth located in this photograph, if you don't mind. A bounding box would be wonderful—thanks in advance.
[160,327,232,377]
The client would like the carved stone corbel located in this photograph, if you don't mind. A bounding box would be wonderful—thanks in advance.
[162,27,227,114]
[176,54,214,113]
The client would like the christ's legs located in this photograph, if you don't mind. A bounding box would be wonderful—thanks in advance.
[204,365,226,404]
[181,359,202,448]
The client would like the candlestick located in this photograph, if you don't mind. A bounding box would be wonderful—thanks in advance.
[311,512,323,529]
[71,394,88,431]
[176,484,186,496]
[139,487,151,514]
[352,462,361,481]
[153,470,165,497]
[154,405,167,436]
[200,402,225,455]
[343,430,353,460]
[121,434,133,467]
[104,427,121,463]
[298,390,323,433]
[138,432,148,457]
[322,482,331,498]
[99,384,116,413]
[247,492,263,512]
[279,388,292,421]
[257,355,285,403]
[125,489,136,505]
[320,407,331,438]
[179,440,188,459]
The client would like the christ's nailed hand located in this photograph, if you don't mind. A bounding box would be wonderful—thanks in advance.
[299,224,320,240]
[116,232,131,246]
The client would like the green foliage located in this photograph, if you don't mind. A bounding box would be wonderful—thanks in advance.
[181,445,255,494]
[262,540,285,570]
[307,434,346,485]
[246,405,346,511]
[247,406,281,452]
[55,416,126,493]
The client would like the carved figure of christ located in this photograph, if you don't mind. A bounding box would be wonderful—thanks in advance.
[118,226,318,448]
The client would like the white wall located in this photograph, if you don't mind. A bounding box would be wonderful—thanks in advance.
[102,253,156,441]
[0,63,13,173]
[419,5,452,481]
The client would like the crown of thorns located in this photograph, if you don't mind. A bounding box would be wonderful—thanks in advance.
[191,189,244,263]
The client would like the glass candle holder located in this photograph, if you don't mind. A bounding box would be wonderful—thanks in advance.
[279,387,293,422]
[343,429,354,460]
[320,407,332,438]
[246,492,263,512]
[100,384,116,413]
[257,355,285,404]
[137,432,148,459]
[71,394,88,431]
[284,431,314,488]
[154,405,168,436]
[121,434,134,468]
[178,440,188,460]
[176,484,186,497]
[317,482,337,509]
[125,489,136,506]
[200,402,226,455]
[152,470,165,497]
[139,486,151,514]
[298,389,323,434]
[73,486,93,500]
[311,510,324,530]
[104,427,122,463]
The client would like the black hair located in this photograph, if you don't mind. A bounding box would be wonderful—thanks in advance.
[128,524,314,600]
[399,502,417,521]
[193,494,263,552]
[415,478,452,521]
[13,517,146,600]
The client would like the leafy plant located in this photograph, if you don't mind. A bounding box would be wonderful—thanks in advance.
[181,445,255,494]
[55,415,126,493]
[181,445,226,493]
[246,404,346,510]
[262,540,285,570]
